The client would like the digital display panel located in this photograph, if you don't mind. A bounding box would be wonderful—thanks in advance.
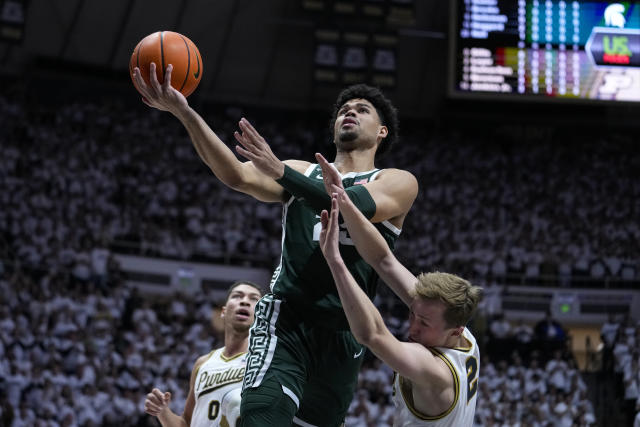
[449,1,640,103]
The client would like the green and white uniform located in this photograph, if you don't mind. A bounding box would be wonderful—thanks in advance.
[271,163,399,328]
[241,164,401,427]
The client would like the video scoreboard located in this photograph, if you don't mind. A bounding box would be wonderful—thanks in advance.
[449,1,640,103]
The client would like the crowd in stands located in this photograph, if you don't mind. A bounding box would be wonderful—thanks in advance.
[0,265,234,427]
[486,311,568,364]
[473,312,600,426]
[1,93,639,288]
[473,349,597,426]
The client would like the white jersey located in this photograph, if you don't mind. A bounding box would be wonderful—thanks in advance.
[391,328,480,427]
[191,348,247,427]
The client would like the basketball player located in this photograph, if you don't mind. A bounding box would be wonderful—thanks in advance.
[132,63,418,426]
[143,281,262,427]
[317,157,482,426]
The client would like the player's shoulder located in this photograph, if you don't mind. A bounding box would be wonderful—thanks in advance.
[401,343,454,390]
[194,348,219,369]
[374,168,418,192]
[375,167,416,180]
[283,159,313,174]
[188,349,218,382]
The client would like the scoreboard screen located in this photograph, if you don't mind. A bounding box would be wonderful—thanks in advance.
[449,1,640,103]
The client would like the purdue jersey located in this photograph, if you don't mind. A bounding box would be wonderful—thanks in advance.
[191,348,247,427]
[270,163,401,329]
[392,328,480,427]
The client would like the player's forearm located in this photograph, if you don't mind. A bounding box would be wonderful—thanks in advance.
[174,106,248,189]
[341,202,392,267]
[277,165,376,218]
[327,258,387,345]
[341,201,413,305]
[276,165,330,212]
[156,409,188,427]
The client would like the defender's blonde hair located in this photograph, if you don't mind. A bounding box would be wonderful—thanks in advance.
[411,272,482,328]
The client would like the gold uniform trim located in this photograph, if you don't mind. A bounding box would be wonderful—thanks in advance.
[453,336,473,352]
[194,349,217,380]
[399,348,460,421]
[194,348,246,380]
[220,350,247,362]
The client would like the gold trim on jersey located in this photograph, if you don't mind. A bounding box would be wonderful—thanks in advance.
[398,348,460,421]
[194,349,217,381]
[453,336,473,352]
[193,348,246,389]
[220,350,247,362]
[195,347,246,399]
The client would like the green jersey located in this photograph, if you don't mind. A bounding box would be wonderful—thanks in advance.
[270,163,401,329]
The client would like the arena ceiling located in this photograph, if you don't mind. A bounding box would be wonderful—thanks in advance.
[0,0,450,116]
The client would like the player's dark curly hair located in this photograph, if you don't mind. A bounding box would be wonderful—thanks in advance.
[330,84,399,158]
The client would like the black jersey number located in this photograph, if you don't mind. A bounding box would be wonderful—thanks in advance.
[466,356,478,403]
[208,400,220,420]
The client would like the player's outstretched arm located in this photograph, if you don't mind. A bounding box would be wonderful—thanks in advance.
[233,117,342,215]
[319,196,388,346]
[315,153,415,305]
[132,63,284,202]
[333,184,415,306]
[319,197,451,388]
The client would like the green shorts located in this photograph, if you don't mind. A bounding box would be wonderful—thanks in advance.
[240,293,365,426]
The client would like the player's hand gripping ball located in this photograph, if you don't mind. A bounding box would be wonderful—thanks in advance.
[129,31,202,97]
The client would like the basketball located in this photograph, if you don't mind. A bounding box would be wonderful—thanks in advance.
[129,31,202,97]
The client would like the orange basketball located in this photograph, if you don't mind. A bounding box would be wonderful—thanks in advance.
[129,31,202,97]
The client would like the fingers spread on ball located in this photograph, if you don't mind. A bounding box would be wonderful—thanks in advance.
[163,64,173,90]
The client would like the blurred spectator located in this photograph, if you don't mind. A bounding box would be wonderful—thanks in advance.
[535,311,567,355]
[488,313,512,362]
[601,313,620,372]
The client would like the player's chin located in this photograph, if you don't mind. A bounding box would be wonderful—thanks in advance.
[232,321,252,332]
[337,129,358,142]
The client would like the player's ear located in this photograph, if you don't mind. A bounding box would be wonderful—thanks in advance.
[220,306,226,318]
[377,125,388,140]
